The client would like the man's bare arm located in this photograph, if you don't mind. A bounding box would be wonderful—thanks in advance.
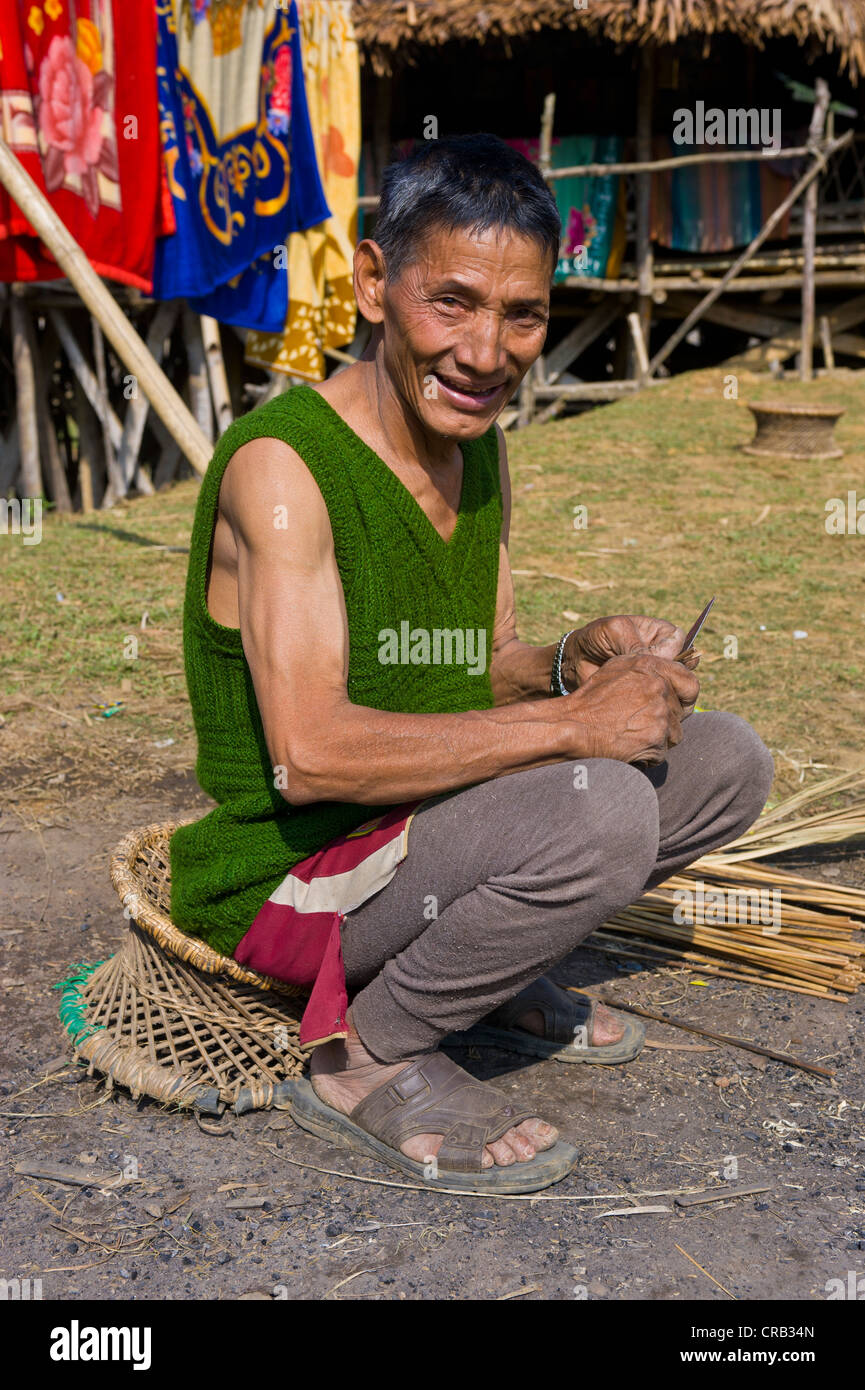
[220,439,697,807]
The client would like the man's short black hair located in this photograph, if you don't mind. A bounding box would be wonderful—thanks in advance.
[372,133,562,283]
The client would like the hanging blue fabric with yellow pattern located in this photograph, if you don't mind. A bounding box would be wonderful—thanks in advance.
[153,0,330,331]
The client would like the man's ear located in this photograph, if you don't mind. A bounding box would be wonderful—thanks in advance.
[354,239,387,324]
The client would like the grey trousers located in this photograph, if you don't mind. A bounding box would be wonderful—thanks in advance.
[341,711,775,1063]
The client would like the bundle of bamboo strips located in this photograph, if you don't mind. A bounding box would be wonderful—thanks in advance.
[705,769,865,865]
[594,770,865,999]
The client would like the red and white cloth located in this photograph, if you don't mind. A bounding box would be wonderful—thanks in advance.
[233,802,423,1049]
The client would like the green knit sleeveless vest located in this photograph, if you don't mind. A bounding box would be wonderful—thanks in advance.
[170,383,502,956]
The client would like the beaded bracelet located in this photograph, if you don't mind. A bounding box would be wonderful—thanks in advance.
[550,628,577,696]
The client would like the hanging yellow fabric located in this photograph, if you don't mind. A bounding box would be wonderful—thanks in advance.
[245,0,359,381]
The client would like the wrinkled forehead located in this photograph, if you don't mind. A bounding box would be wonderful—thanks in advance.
[391,221,555,290]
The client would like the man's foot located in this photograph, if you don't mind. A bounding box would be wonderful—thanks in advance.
[513,981,626,1046]
[309,1010,558,1170]
[444,977,644,1066]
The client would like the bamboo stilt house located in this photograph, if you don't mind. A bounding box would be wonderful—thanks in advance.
[351,0,865,421]
[4,1,865,512]
[352,1,865,81]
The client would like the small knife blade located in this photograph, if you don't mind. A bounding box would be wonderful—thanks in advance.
[677,596,716,659]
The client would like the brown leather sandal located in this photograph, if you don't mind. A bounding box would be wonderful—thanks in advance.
[445,976,645,1064]
[285,1052,578,1194]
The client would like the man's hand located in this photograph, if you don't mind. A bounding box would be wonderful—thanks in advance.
[564,652,701,765]
[562,614,700,690]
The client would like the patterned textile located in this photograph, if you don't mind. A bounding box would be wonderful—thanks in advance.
[153,0,330,331]
[506,134,625,281]
[650,137,793,253]
[0,0,162,290]
[244,0,360,380]
[234,802,421,1049]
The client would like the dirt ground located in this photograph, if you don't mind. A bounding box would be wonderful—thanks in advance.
[2,770,865,1304]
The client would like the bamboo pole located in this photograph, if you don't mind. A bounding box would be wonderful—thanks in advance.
[532,379,644,401]
[182,309,213,446]
[543,302,621,382]
[538,92,556,184]
[28,314,72,512]
[259,372,292,405]
[0,420,20,496]
[0,134,211,475]
[49,308,123,452]
[824,291,865,332]
[92,317,125,506]
[561,270,865,294]
[533,393,569,427]
[820,315,835,369]
[356,143,828,213]
[627,310,650,382]
[634,44,654,377]
[517,360,537,427]
[658,296,865,362]
[117,301,180,490]
[648,129,853,376]
[800,80,830,382]
[150,414,183,489]
[515,92,558,429]
[544,142,827,178]
[11,290,42,498]
[73,376,99,512]
[651,244,865,274]
[199,315,233,435]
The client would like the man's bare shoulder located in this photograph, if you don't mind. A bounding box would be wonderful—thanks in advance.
[219,435,332,551]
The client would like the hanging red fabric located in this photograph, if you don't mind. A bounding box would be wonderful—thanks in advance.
[0,0,165,290]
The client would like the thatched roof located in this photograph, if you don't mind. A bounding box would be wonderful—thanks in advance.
[351,1,865,79]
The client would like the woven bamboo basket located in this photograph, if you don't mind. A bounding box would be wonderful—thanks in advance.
[56,823,309,1116]
[743,402,844,460]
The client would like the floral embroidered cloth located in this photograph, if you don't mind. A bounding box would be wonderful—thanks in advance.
[233,801,422,1050]
[153,0,330,332]
[245,0,360,379]
[0,0,164,290]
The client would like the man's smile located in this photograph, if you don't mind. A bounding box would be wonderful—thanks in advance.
[431,369,509,411]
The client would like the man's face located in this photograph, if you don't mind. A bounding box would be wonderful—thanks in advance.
[377,223,552,439]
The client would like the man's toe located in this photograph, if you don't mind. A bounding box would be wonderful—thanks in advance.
[517,1118,558,1150]
[590,1003,626,1045]
[486,1137,518,1166]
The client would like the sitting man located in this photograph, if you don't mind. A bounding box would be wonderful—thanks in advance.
[171,133,774,1193]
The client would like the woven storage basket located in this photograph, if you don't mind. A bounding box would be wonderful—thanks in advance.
[56,824,309,1115]
[743,402,844,460]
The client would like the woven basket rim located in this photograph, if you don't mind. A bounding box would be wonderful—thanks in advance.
[747,402,845,419]
[109,822,301,997]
